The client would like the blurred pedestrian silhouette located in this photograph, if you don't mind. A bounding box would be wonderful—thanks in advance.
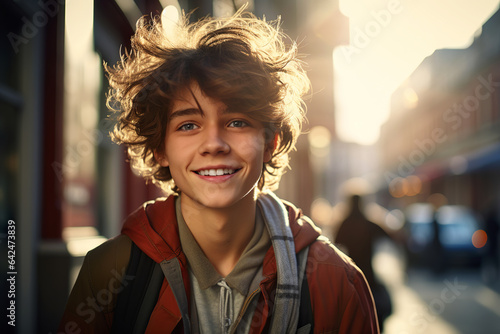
[427,193,448,275]
[335,194,393,332]
[483,199,500,282]
[429,211,445,274]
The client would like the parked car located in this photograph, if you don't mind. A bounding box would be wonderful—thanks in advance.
[404,204,484,269]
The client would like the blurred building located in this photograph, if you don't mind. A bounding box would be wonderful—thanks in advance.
[0,0,347,332]
[379,8,500,214]
[268,0,349,213]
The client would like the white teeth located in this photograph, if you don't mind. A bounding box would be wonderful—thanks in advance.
[198,168,235,176]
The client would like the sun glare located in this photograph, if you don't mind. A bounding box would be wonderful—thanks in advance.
[334,0,500,145]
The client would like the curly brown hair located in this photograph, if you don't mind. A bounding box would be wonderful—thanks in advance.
[105,8,310,195]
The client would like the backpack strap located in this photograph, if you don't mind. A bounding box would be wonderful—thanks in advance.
[132,263,164,332]
[112,240,315,334]
[111,242,164,334]
[297,245,314,334]
[160,258,192,334]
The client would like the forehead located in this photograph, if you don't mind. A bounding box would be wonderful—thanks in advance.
[170,82,226,113]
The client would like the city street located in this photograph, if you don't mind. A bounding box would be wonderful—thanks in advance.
[374,242,500,334]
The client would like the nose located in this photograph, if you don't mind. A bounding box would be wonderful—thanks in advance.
[198,124,230,156]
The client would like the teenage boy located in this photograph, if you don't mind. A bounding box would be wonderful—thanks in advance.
[59,8,379,334]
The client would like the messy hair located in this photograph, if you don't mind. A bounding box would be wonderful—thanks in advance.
[106,7,310,195]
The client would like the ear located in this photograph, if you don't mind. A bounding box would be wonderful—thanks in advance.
[154,150,169,167]
[263,133,278,163]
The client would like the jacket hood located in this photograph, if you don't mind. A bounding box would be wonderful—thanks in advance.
[121,195,322,264]
[282,199,322,253]
[121,196,181,263]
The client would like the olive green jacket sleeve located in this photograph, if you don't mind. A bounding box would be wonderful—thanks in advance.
[58,235,132,334]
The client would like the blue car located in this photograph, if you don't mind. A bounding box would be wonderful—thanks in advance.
[404,204,484,268]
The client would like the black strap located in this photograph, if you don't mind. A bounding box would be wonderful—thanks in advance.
[297,272,314,332]
[111,242,163,334]
[132,263,164,332]
[297,249,314,333]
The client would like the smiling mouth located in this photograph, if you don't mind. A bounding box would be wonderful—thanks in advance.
[195,168,240,176]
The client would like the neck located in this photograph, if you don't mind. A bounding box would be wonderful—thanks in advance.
[180,192,257,276]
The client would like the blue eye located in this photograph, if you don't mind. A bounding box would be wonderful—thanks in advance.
[228,120,248,128]
[178,123,198,131]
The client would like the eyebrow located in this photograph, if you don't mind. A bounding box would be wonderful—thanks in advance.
[168,108,204,122]
[168,105,235,122]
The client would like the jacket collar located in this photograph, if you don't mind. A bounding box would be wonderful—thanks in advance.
[122,196,188,333]
[121,195,321,271]
[121,196,181,263]
[120,194,322,332]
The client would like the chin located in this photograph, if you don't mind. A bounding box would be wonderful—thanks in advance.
[195,188,257,209]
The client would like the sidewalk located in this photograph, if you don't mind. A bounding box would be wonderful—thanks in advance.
[373,242,500,334]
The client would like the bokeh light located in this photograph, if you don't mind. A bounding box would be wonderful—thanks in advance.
[389,177,409,198]
[472,229,488,248]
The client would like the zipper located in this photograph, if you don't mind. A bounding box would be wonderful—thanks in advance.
[230,287,261,333]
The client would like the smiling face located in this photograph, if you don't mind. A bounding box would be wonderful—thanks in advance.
[156,82,274,210]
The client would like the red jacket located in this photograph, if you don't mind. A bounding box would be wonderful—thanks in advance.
[59,196,379,333]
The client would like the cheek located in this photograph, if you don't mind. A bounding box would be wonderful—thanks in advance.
[237,139,267,166]
[164,138,198,172]
[237,131,266,154]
